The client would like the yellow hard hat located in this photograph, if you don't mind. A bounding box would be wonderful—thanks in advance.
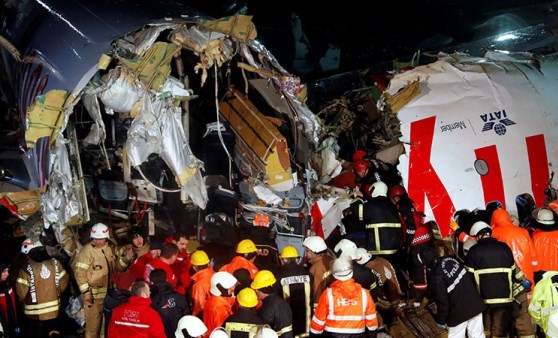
[251,270,276,290]
[191,250,210,266]
[236,239,258,254]
[237,287,258,308]
[280,245,299,259]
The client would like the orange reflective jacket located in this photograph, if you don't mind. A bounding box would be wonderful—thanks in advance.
[491,209,538,284]
[220,256,259,279]
[532,229,558,272]
[191,266,215,316]
[310,279,378,335]
[203,295,235,337]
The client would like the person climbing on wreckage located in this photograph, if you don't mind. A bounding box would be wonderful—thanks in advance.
[352,150,402,200]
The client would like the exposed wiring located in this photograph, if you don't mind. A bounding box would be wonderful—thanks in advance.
[135,165,180,193]
[213,64,234,188]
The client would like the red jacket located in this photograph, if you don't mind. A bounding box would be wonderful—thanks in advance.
[220,256,259,279]
[172,251,192,291]
[203,295,235,337]
[108,296,165,338]
[130,252,155,281]
[491,209,538,284]
[0,284,17,326]
[144,258,177,286]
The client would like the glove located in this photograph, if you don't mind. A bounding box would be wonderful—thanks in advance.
[521,279,532,291]
[435,323,446,330]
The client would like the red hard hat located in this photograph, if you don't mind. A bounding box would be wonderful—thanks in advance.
[353,160,368,174]
[352,150,367,163]
[388,184,407,200]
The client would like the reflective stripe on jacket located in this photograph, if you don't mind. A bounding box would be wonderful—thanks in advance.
[311,279,378,334]
[528,271,558,335]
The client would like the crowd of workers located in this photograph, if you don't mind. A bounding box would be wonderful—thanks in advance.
[0,154,558,338]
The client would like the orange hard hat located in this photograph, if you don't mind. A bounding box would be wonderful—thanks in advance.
[253,213,270,227]
[388,184,407,200]
[548,200,558,212]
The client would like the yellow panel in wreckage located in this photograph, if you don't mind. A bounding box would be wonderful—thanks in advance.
[25,89,68,148]
[219,87,293,191]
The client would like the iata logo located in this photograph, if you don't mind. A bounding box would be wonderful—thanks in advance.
[481,109,516,135]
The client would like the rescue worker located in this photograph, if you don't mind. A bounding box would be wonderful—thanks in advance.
[417,247,486,338]
[277,245,312,337]
[144,242,179,287]
[333,239,377,295]
[355,248,402,327]
[108,280,165,337]
[241,213,281,276]
[16,238,69,338]
[388,184,432,303]
[168,232,192,293]
[360,181,403,262]
[176,315,208,338]
[150,268,190,338]
[310,257,378,338]
[0,261,20,337]
[117,227,150,277]
[223,287,265,338]
[73,222,133,338]
[465,221,530,338]
[531,208,558,273]
[302,236,334,310]
[352,157,400,199]
[251,270,293,338]
[128,235,163,281]
[528,271,558,336]
[490,208,538,337]
[102,271,135,336]
[203,272,238,337]
[220,240,259,279]
[190,250,216,317]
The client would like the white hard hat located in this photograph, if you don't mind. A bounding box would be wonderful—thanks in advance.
[90,223,110,239]
[371,181,388,198]
[302,236,327,253]
[175,315,208,338]
[210,271,238,296]
[331,257,353,281]
[355,248,372,265]
[21,238,42,255]
[209,328,229,338]
[534,208,555,225]
[470,221,491,237]
[253,325,278,338]
[547,312,558,338]
[462,238,477,257]
[334,239,357,260]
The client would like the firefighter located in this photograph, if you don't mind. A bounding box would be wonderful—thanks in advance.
[150,268,190,338]
[116,227,150,271]
[465,221,531,338]
[251,270,293,338]
[388,184,433,303]
[310,257,378,338]
[223,287,265,338]
[417,247,486,337]
[190,250,216,317]
[16,238,69,338]
[220,240,259,279]
[352,156,400,199]
[203,272,238,337]
[240,213,281,276]
[355,248,402,327]
[107,280,165,337]
[531,208,558,273]
[73,223,133,338]
[277,245,312,337]
[302,236,334,310]
[528,271,558,336]
[127,236,163,281]
[490,208,538,338]
[360,181,403,262]
[333,239,378,295]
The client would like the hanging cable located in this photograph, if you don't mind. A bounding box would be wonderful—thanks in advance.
[213,64,234,188]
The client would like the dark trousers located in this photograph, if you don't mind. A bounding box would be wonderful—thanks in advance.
[23,318,60,338]
[483,304,513,338]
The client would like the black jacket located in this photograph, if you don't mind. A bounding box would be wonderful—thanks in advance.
[361,196,402,255]
[103,288,131,336]
[278,262,312,336]
[465,237,517,307]
[151,282,190,338]
[257,293,293,338]
[429,256,486,327]
[223,307,265,338]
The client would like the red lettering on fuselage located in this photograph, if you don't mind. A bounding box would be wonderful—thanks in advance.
[475,145,505,209]
[526,134,550,206]
[407,116,455,236]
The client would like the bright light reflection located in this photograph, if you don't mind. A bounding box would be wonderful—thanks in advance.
[496,33,517,42]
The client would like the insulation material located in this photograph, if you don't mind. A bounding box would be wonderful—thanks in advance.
[219,87,293,191]
[25,90,68,148]
[0,190,41,218]
[119,42,179,91]
[199,15,257,42]
[100,66,142,114]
